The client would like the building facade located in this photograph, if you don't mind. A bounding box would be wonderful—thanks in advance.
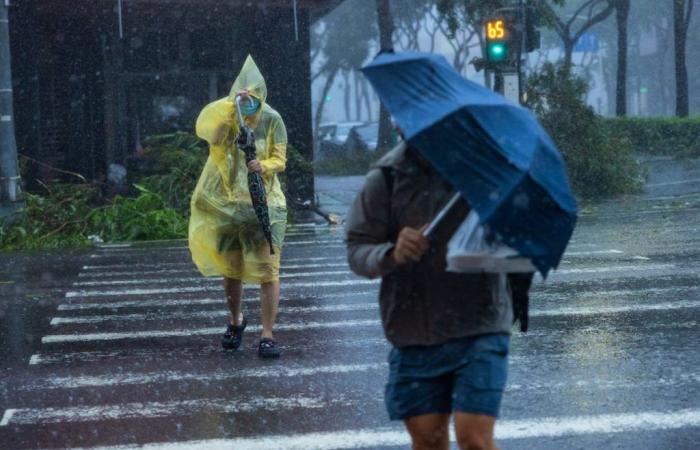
[8,0,339,197]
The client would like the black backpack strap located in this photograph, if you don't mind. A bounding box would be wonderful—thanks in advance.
[380,167,397,240]
[508,272,534,332]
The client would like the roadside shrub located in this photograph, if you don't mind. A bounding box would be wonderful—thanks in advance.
[601,117,700,157]
[0,184,98,250]
[280,144,314,204]
[1,132,314,250]
[526,63,645,199]
[136,132,208,215]
[88,185,187,242]
[315,146,376,176]
[0,184,187,251]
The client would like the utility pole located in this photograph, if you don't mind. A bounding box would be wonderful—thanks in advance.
[0,0,23,223]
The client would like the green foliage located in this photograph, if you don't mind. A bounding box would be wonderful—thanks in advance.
[315,147,377,176]
[0,184,98,250]
[526,62,645,199]
[137,131,208,214]
[87,185,187,242]
[601,117,700,157]
[280,144,314,203]
[0,184,187,250]
[1,132,314,251]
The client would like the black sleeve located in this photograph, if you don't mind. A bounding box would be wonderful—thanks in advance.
[508,272,535,332]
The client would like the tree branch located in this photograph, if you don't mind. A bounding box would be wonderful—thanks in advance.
[572,1,615,44]
[536,0,567,40]
[684,0,695,35]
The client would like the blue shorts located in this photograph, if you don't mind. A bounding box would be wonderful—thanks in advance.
[385,333,509,420]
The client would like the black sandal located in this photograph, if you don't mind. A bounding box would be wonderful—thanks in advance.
[258,337,281,359]
[221,317,247,350]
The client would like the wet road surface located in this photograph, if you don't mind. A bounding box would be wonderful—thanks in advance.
[1,188,700,448]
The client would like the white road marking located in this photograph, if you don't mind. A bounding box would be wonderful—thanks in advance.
[64,409,700,449]
[71,270,354,287]
[284,240,344,246]
[53,295,700,327]
[0,396,348,427]
[77,262,349,278]
[647,177,700,188]
[58,290,376,311]
[69,263,676,292]
[533,285,698,301]
[28,337,390,366]
[81,256,346,271]
[65,279,379,298]
[50,303,378,325]
[531,299,700,317]
[0,409,15,426]
[552,263,675,275]
[89,239,344,257]
[564,249,624,256]
[22,363,385,390]
[42,319,380,343]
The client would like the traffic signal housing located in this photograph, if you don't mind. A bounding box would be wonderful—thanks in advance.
[524,6,541,52]
[484,6,541,70]
[484,9,518,70]
[485,18,509,62]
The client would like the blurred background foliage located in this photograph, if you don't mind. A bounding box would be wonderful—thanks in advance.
[0,133,313,250]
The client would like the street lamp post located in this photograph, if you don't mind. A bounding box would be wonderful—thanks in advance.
[0,0,23,223]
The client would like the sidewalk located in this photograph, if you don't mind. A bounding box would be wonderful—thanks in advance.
[315,175,366,218]
[314,156,700,222]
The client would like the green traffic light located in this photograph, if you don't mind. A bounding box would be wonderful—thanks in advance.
[488,42,507,62]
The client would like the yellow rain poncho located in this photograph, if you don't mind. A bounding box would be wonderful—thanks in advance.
[189,55,287,284]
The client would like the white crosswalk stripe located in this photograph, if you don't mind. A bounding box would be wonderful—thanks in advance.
[58,409,700,449]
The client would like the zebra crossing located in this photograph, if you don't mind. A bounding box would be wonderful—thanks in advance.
[1,221,700,449]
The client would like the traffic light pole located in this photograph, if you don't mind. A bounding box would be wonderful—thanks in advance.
[0,0,23,223]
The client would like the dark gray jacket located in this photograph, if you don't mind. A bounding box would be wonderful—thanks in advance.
[346,143,513,348]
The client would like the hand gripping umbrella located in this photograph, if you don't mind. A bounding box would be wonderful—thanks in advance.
[235,95,275,255]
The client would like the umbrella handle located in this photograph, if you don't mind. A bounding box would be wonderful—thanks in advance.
[422,192,462,239]
[234,95,246,128]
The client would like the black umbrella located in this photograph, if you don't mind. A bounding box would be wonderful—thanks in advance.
[235,96,275,255]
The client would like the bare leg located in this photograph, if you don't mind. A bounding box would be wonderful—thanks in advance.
[404,413,450,450]
[454,412,498,450]
[260,281,280,339]
[223,277,243,325]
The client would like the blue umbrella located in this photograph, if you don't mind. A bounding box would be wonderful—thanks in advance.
[361,51,577,276]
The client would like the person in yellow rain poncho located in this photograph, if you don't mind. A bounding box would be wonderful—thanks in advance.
[189,55,287,358]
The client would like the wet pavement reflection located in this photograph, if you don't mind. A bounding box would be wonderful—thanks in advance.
[1,177,700,449]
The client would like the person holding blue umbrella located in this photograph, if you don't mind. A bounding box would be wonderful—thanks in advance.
[347,51,576,450]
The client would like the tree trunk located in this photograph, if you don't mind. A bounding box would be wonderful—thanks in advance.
[375,0,394,150]
[615,0,630,116]
[354,71,363,122]
[342,70,351,121]
[313,67,339,155]
[673,0,692,117]
[563,40,575,73]
[363,77,373,122]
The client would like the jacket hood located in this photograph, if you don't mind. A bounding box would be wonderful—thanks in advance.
[372,141,407,170]
[229,55,267,103]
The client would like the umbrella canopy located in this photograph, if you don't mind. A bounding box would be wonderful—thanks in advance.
[361,51,577,276]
